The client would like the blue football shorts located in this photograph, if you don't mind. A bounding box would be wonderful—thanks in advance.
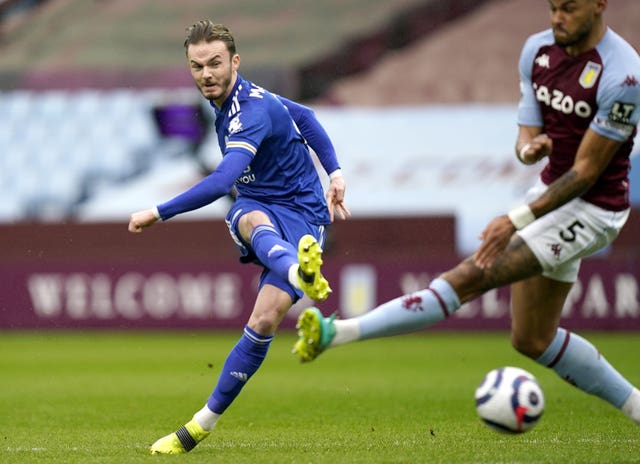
[225,197,327,302]
[518,179,629,283]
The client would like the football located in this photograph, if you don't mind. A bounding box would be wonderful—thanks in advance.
[474,366,545,434]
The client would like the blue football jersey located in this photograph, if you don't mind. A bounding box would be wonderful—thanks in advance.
[213,75,330,225]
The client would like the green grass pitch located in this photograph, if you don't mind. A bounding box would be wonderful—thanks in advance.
[1,330,638,463]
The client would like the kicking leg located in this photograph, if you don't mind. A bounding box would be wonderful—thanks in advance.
[293,277,461,362]
[245,218,297,284]
[241,211,331,301]
[292,240,540,363]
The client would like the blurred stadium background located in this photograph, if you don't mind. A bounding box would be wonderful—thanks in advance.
[1,0,639,331]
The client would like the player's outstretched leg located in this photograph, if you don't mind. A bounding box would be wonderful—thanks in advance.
[292,278,461,362]
[292,307,336,362]
[296,235,331,301]
[150,419,210,455]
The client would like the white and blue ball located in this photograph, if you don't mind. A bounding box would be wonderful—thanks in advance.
[475,366,544,433]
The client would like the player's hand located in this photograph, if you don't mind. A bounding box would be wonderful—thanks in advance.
[325,175,351,222]
[473,215,515,269]
[128,209,158,233]
[520,133,553,164]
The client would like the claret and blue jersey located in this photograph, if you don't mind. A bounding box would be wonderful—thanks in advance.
[517,28,640,211]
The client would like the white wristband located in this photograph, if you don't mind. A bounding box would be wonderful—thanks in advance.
[517,143,531,164]
[507,205,535,230]
[152,206,161,221]
[329,168,343,180]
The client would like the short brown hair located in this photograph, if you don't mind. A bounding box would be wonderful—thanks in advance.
[184,20,236,55]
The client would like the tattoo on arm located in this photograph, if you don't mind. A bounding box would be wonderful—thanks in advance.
[531,169,590,218]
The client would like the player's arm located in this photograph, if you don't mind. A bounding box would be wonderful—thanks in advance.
[527,129,621,219]
[278,95,350,221]
[278,96,340,166]
[128,149,251,233]
[514,33,553,166]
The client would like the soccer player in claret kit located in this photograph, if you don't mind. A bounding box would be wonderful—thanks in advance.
[294,0,640,425]
[129,20,350,454]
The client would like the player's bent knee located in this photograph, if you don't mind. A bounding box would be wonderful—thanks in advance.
[248,307,287,335]
[241,210,272,229]
[247,317,279,335]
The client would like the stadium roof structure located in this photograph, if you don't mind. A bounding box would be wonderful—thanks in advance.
[0,0,490,99]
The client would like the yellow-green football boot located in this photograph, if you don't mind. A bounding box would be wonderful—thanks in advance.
[292,307,336,362]
[150,419,210,455]
[297,235,331,301]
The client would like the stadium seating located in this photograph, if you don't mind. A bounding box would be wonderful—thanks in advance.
[0,89,202,221]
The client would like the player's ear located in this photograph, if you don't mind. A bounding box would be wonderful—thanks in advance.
[232,54,240,71]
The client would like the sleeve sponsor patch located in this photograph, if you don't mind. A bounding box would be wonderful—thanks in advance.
[608,101,636,125]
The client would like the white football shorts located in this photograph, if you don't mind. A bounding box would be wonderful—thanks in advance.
[517,179,630,283]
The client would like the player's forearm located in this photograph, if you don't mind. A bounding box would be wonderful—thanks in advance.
[530,130,622,217]
[515,126,550,165]
[157,150,250,220]
[529,169,590,219]
[157,173,231,220]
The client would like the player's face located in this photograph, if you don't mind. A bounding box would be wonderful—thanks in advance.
[547,0,602,49]
[187,40,239,107]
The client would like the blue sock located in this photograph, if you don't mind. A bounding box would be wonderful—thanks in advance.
[250,225,297,281]
[207,326,273,414]
[359,277,461,340]
[536,328,633,408]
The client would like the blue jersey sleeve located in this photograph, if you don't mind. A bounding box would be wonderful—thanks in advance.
[278,96,340,175]
[156,149,251,220]
[224,104,271,157]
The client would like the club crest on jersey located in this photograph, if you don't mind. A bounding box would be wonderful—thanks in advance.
[228,114,243,135]
[579,61,602,89]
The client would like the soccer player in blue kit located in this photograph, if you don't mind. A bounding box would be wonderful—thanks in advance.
[294,0,640,425]
[128,20,350,454]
